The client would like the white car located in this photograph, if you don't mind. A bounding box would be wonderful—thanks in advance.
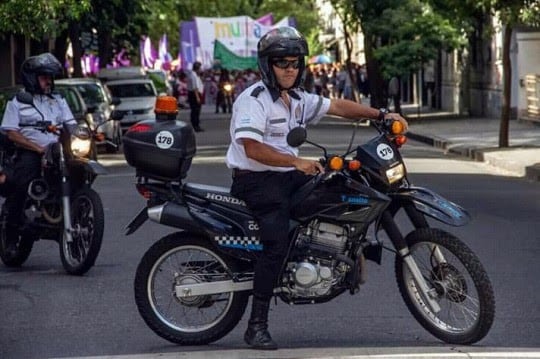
[105,79,157,131]
[56,78,123,153]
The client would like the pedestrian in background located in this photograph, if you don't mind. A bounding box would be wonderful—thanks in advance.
[187,61,204,132]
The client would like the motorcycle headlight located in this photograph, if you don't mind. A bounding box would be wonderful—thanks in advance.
[223,83,233,92]
[385,163,405,184]
[71,136,92,157]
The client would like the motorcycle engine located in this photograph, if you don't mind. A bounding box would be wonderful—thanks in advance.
[282,221,351,298]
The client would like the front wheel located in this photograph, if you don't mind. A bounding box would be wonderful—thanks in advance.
[0,208,34,267]
[60,188,104,275]
[395,228,495,344]
[134,232,249,345]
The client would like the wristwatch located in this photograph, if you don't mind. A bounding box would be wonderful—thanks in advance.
[378,108,389,121]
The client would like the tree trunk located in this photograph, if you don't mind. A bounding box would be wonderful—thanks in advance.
[499,24,512,148]
[98,31,112,69]
[53,31,69,78]
[363,35,386,108]
[68,22,84,78]
[342,24,358,102]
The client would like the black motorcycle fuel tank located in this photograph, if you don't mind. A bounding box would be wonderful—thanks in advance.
[291,173,390,229]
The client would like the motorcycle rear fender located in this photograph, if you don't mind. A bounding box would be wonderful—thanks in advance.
[68,158,108,175]
[390,186,470,226]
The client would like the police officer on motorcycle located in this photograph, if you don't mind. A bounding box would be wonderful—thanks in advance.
[0,52,75,252]
[225,26,407,350]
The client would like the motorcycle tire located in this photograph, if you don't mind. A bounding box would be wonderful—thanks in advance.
[0,213,34,267]
[395,228,495,344]
[60,188,104,275]
[134,232,249,345]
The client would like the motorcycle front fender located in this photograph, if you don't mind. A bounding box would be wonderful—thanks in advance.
[68,158,108,175]
[389,186,471,226]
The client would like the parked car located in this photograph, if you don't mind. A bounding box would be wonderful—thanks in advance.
[56,78,122,153]
[105,78,157,130]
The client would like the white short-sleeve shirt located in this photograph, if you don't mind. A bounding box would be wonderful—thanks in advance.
[1,93,76,148]
[225,81,331,172]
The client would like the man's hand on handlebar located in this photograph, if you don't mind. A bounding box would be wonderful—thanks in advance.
[293,157,325,176]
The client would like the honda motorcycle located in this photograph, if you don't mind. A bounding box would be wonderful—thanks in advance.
[124,116,495,346]
[0,91,111,275]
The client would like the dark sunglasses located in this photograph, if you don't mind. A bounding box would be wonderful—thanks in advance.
[272,59,300,69]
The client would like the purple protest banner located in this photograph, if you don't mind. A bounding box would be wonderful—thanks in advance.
[180,21,199,71]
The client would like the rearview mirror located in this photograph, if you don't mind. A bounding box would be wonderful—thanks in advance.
[110,110,124,121]
[287,126,307,147]
[16,91,34,105]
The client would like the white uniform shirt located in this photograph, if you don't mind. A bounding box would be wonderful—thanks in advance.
[225,81,331,172]
[186,70,203,93]
[1,93,75,148]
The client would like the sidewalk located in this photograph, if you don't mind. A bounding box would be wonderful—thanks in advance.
[402,105,540,182]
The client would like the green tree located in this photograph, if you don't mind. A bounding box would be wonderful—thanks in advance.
[492,0,540,147]
[431,0,540,147]
[373,1,464,112]
[0,0,90,76]
[0,0,90,38]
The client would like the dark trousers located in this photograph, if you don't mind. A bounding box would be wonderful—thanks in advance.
[230,170,311,299]
[187,91,202,129]
[5,150,42,225]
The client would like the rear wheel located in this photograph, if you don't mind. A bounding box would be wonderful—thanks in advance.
[60,188,104,275]
[395,228,495,344]
[134,232,249,345]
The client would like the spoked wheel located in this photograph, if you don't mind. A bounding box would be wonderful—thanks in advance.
[395,228,495,344]
[60,188,104,275]
[0,209,34,267]
[134,232,249,345]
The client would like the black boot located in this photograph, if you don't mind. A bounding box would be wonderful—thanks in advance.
[244,297,278,350]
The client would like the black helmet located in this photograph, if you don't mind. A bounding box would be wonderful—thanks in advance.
[20,52,63,94]
[257,26,308,90]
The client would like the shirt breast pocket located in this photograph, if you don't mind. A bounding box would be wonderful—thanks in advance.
[266,118,288,141]
[19,106,41,125]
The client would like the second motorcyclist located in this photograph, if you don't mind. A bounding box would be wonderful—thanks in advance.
[0,52,76,251]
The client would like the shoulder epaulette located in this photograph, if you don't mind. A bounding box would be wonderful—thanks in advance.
[250,86,265,98]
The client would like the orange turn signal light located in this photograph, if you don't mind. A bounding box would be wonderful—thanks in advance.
[348,160,361,171]
[329,156,344,170]
[94,133,105,142]
[155,96,178,115]
[394,135,407,147]
[391,120,405,135]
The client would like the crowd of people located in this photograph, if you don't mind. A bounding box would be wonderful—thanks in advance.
[168,67,261,114]
[167,60,370,113]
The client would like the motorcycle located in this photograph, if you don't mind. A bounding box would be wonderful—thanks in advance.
[124,116,495,345]
[0,91,114,275]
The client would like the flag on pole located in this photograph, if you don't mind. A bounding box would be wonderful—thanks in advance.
[213,40,257,70]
